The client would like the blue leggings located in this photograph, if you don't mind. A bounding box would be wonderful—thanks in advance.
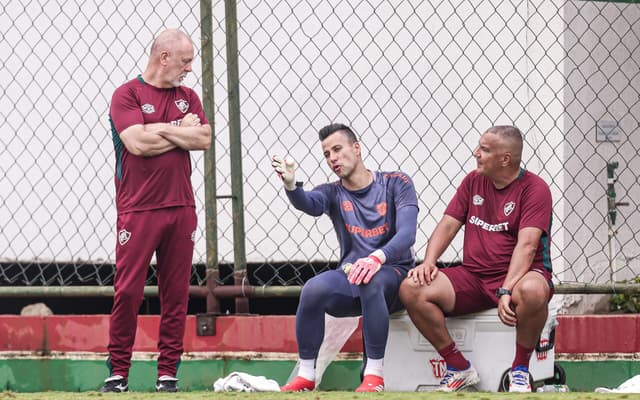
[296,267,405,360]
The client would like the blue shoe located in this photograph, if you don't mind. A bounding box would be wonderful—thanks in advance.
[509,366,531,392]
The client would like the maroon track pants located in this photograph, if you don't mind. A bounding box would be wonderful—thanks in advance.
[108,206,196,379]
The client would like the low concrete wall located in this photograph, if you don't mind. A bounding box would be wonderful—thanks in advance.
[0,314,638,392]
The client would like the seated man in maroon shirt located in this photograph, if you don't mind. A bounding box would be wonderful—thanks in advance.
[399,125,553,393]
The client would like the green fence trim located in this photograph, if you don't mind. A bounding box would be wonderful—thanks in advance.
[0,358,635,392]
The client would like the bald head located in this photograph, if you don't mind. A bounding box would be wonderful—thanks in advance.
[143,29,194,88]
[485,125,523,165]
[150,29,192,58]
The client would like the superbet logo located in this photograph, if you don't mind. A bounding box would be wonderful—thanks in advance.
[430,359,447,379]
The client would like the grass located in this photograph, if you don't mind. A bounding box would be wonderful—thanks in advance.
[0,392,634,399]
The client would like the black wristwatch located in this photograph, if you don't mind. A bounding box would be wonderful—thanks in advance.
[496,287,512,298]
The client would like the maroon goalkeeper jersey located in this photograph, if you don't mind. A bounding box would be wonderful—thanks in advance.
[445,169,553,278]
[109,75,208,214]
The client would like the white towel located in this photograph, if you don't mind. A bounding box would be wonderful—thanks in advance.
[213,371,280,392]
[595,374,640,393]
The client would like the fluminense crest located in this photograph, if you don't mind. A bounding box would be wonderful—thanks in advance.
[503,201,515,216]
[175,99,189,113]
[118,229,131,245]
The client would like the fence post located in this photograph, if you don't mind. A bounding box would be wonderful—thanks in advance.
[200,0,220,314]
[225,0,249,313]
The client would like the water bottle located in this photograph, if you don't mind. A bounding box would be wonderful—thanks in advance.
[537,384,569,392]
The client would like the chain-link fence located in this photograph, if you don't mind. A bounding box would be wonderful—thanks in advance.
[1,1,639,296]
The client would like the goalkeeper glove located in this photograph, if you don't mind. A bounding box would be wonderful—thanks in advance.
[347,254,383,285]
[272,155,296,191]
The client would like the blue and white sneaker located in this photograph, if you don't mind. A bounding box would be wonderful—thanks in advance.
[509,366,532,392]
[436,364,480,392]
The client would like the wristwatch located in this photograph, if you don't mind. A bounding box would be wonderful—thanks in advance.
[496,287,512,298]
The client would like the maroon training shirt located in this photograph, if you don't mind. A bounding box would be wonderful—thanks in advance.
[109,75,208,214]
[445,169,553,278]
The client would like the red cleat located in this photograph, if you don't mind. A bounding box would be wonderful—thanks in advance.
[355,374,384,392]
[280,376,315,392]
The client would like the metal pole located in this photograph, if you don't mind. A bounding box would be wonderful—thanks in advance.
[0,285,302,298]
[2,284,640,297]
[0,286,206,298]
[554,283,640,295]
[605,161,629,284]
[212,285,302,298]
[200,0,220,314]
[606,161,618,283]
[224,0,249,313]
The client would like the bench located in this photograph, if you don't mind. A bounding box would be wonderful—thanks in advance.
[382,308,559,391]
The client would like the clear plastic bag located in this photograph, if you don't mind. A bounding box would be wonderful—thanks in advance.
[288,313,360,386]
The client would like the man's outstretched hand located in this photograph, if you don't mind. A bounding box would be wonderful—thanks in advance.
[271,155,296,190]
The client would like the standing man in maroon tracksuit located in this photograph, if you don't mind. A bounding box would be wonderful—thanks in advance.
[100,28,211,393]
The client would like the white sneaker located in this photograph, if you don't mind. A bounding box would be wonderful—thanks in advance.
[509,367,532,392]
[436,365,480,392]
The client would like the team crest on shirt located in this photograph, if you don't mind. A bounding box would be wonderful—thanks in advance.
[141,104,155,114]
[504,201,516,216]
[473,194,484,206]
[175,99,189,113]
[118,229,131,245]
[376,202,387,217]
[342,201,353,211]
